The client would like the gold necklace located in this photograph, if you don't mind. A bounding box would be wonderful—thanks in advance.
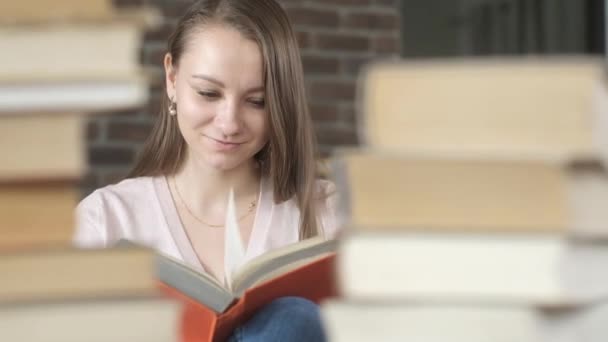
[172,177,257,228]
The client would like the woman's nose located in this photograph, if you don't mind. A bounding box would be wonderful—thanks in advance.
[217,101,241,136]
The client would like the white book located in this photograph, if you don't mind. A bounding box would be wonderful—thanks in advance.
[322,301,608,342]
[338,233,608,306]
[0,23,142,82]
[0,78,148,113]
[0,298,180,342]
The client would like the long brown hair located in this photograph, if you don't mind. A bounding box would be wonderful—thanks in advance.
[129,0,321,239]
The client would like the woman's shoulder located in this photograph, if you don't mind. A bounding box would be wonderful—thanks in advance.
[74,176,165,248]
[76,176,161,225]
[79,176,157,207]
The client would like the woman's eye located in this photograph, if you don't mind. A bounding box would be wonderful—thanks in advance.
[198,91,220,99]
[249,98,265,108]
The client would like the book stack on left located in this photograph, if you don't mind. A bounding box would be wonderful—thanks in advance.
[0,1,181,341]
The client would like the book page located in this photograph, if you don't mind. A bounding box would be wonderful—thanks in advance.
[224,189,246,291]
[233,237,337,294]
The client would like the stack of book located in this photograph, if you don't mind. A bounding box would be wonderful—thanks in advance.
[0,1,180,341]
[0,0,158,249]
[322,57,608,342]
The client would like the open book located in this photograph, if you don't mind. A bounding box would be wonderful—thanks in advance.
[153,235,337,313]
[115,190,338,341]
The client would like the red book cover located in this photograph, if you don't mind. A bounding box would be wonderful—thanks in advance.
[160,253,337,342]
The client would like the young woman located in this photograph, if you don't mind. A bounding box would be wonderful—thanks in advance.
[74,0,341,340]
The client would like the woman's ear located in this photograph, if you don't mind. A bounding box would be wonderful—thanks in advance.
[164,53,177,99]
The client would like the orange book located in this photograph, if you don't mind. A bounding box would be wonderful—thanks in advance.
[0,182,79,250]
[154,239,338,342]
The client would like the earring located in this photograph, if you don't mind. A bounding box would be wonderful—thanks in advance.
[168,98,177,116]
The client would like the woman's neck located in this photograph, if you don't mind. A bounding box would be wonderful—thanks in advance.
[171,153,261,223]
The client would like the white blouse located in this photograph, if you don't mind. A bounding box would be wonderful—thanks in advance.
[73,176,342,274]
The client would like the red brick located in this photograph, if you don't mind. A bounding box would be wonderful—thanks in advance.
[307,0,370,5]
[342,12,399,31]
[296,31,313,49]
[286,7,339,28]
[87,120,100,142]
[309,103,341,122]
[100,169,130,186]
[144,22,176,42]
[341,105,358,122]
[142,45,167,67]
[89,146,135,166]
[374,0,399,6]
[316,33,369,52]
[302,55,340,74]
[373,34,400,54]
[316,126,359,146]
[146,90,165,117]
[79,172,100,196]
[108,122,153,142]
[310,80,356,101]
[340,56,373,75]
[150,0,194,18]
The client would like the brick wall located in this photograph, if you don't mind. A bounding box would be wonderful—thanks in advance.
[83,0,402,194]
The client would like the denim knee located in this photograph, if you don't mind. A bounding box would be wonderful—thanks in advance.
[265,296,320,317]
[228,296,327,342]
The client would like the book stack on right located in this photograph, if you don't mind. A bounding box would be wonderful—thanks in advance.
[322,57,608,342]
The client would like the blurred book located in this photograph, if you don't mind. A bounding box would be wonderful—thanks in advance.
[0,184,77,250]
[0,114,84,182]
[337,233,608,306]
[322,301,608,342]
[0,0,115,23]
[0,246,158,303]
[0,113,85,249]
[0,23,143,82]
[0,2,177,342]
[357,57,608,161]
[332,149,608,236]
[0,78,149,113]
[324,56,608,342]
[0,298,180,342]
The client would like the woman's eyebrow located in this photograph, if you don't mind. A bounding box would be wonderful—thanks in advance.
[192,74,264,93]
[192,74,225,87]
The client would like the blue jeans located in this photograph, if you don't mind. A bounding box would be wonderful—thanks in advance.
[227,296,327,342]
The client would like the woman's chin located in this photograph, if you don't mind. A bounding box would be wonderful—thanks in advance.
[202,155,250,172]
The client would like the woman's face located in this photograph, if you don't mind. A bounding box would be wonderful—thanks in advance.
[165,24,269,171]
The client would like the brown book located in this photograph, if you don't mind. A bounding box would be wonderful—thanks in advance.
[332,149,608,236]
[0,114,84,182]
[0,183,79,250]
[358,57,608,159]
[0,0,115,23]
[0,246,158,303]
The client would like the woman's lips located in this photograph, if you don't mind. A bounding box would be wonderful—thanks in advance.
[205,135,243,151]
